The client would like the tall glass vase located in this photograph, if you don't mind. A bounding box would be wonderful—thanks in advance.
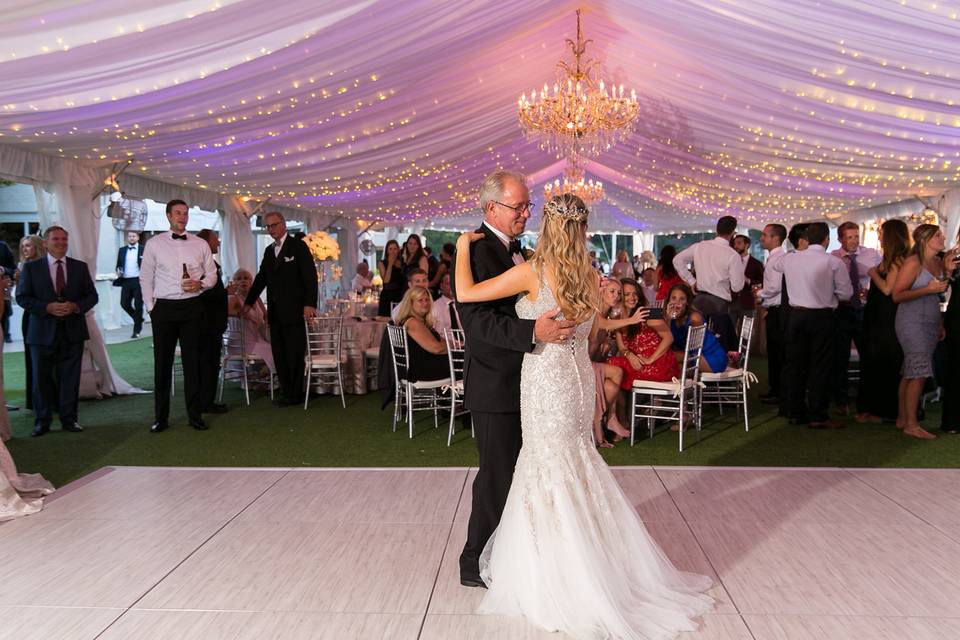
[315,259,328,312]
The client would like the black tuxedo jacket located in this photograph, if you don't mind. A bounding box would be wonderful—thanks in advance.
[16,256,98,346]
[0,241,16,278]
[452,225,535,413]
[245,235,318,325]
[114,243,144,285]
[198,262,228,334]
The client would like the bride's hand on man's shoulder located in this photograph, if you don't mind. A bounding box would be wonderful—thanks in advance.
[456,232,484,248]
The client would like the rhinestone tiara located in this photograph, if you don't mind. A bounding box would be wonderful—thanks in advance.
[543,198,589,222]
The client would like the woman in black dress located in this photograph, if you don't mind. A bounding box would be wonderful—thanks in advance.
[376,240,404,318]
[395,286,450,382]
[858,219,911,423]
[941,232,960,434]
[401,233,430,282]
[16,235,45,411]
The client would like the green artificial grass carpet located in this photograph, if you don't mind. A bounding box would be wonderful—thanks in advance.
[3,338,954,488]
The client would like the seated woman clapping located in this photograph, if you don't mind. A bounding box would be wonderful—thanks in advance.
[606,280,679,386]
[664,283,728,374]
[226,269,275,374]
[395,286,453,383]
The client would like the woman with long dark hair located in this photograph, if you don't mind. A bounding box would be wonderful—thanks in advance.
[401,233,430,280]
[376,239,404,318]
[655,244,683,301]
[858,219,910,423]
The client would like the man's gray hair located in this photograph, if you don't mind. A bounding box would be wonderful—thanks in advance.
[478,170,527,213]
[263,211,285,222]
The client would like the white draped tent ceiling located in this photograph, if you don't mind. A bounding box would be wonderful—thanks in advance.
[2,0,960,232]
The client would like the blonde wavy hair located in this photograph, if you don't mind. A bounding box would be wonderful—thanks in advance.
[530,194,598,323]
[394,286,434,329]
[19,235,46,262]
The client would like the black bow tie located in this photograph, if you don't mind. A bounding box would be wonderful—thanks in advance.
[508,239,522,255]
[172,233,187,241]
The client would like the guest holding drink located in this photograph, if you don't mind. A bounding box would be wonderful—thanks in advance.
[892,224,951,440]
[15,235,45,411]
[664,283,728,374]
[377,240,404,319]
[607,279,679,387]
[859,219,910,424]
[611,250,635,280]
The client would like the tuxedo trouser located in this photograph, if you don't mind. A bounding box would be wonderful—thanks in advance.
[460,410,522,579]
[270,320,306,401]
[197,329,223,411]
[693,292,737,351]
[764,306,783,397]
[151,298,202,423]
[778,305,792,417]
[119,278,144,332]
[30,324,82,428]
[942,324,960,430]
[831,303,864,406]
[785,308,836,423]
[22,312,33,410]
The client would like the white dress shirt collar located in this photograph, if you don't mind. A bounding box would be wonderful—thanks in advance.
[273,234,287,256]
[482,221,512,249]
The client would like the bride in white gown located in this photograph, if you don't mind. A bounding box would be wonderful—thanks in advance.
[454,194,713,639]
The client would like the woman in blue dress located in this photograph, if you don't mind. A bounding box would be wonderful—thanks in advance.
[664,283,728,374]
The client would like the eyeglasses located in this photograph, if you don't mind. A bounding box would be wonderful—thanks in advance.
[493,200,534,214]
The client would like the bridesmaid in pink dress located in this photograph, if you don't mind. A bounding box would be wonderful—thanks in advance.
[0,291,54,521]
[227,269,276,374]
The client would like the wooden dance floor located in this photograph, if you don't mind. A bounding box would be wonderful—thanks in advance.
[2,465,960,639]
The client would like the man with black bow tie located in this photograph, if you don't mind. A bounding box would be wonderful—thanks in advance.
[140,200,218,432]
[243,212,318,407]
[114,231,144,338]
[452,170,574,589]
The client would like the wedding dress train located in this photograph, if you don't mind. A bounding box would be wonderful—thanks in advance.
[478,274,712,640]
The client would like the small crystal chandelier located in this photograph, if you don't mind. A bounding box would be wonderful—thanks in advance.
[518,9,639,158]
[544,155,604,204]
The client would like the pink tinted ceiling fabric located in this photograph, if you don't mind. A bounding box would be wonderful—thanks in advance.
[1,0,959,231]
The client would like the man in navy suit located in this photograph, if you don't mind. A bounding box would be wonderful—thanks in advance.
[16,226,98,436]
[114,231,144,338]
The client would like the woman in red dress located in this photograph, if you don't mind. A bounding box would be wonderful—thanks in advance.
[655,245,683,301]
[607,279,679,387]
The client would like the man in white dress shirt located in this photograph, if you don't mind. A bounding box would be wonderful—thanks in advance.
[351,261,373,291]
[782,222,853,429]
[432,273,456,335]
[757,224,787,404]
[140,199,218,432]
[673,215,745,349]
[830,221,881,415]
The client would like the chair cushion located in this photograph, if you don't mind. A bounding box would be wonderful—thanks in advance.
[410,377,451,389]
[306,354,347,367]
[701,368,745,382]
[631,378,695,394]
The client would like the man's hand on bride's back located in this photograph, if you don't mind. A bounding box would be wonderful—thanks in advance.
[534,308,576,343]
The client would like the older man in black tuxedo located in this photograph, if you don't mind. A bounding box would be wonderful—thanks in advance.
[16,226,98,436]
[452,170,574,588]
[243,212,318,406]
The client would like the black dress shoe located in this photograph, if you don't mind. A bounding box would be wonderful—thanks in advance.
[150,421,170,433]
[189,417,208,430]
[204,403,229,414]
[460,575,487,589]
[31,425,49,437]
[131,332,140,339]
[61,422,83,433]
[6,403,19,411]
[273,397,297,407]
[760,395,780,405]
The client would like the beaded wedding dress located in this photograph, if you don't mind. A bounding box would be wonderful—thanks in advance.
[477,273,713,640]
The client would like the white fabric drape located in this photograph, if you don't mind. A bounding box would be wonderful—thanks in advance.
[220,195,257,281]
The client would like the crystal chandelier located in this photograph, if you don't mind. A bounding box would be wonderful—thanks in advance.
[518,9,639,158]
[544,155,604,204]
